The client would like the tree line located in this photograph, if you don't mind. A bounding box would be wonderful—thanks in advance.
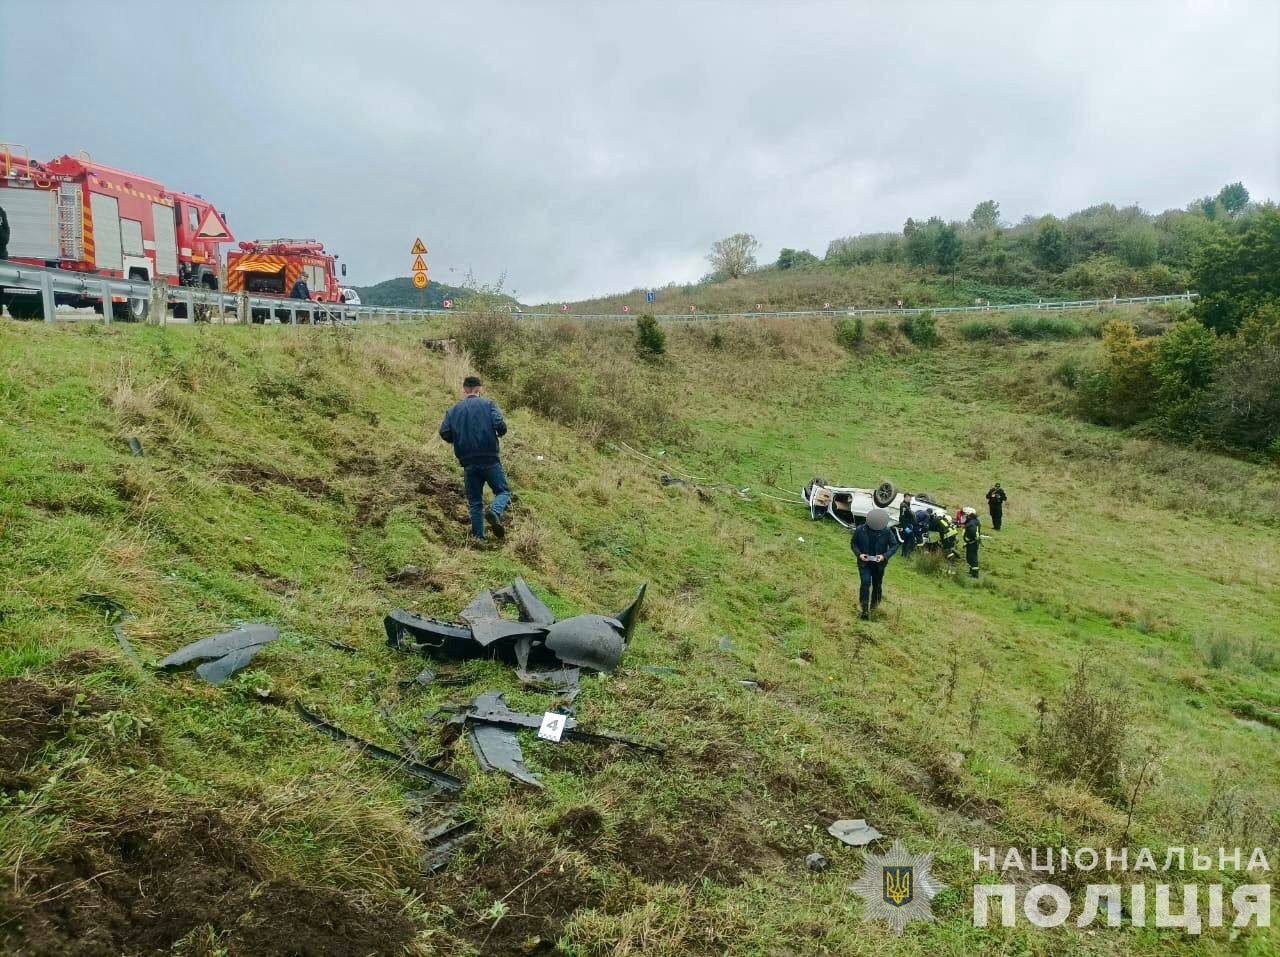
[708,182,1260,301]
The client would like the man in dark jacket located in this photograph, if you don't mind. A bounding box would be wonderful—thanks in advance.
[852,507,899,620]
[289,274,310,299]
[897,493,916,558]
[985,483,1007,530]
[439,375,510,539]
[963,507,981,578]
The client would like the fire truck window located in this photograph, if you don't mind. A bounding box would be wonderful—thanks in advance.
[188,206,199,232]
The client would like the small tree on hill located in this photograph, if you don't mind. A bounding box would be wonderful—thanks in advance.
[969,200,1001,231]
[777,247,818,270]
[708,233,760,279]
[935,224,963,275]
[635,313,666,358]
[1035,217,1070,270]
[1216,182,1250,219]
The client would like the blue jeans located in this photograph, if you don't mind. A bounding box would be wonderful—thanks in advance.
[463,461,511,538]
[858,561,886,611]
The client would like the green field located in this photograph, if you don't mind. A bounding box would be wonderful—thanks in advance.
[0,310,1276,955]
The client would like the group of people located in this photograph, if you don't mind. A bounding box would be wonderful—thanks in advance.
[435,372,1014,628]
[851,484,1009,620]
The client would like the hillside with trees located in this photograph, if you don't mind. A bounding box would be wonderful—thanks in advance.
[551,182,1265,315]
[352,276,478,309]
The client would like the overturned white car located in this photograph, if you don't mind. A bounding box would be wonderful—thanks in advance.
[803,478,949,531]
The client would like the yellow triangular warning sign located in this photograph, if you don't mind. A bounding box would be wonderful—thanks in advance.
[412,254,427,271]
[410,238,427,255]
[195,208,234,241]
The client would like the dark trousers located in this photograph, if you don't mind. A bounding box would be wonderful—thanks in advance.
[966,541,980,577]
[989,506,1002,530]
[899,527,915,557]
[463,461,511,538]
[858,561,886,611]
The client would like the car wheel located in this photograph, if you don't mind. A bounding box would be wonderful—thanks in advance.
[873,481,896,508]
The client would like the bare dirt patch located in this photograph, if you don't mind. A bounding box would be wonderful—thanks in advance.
[336,449,467,529]
[430,839,605,957]
[221,462,334,498]
[0,676,110,791]
[0,806,416,957]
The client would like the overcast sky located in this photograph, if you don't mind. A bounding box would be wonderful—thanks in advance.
[4,0,1277,302]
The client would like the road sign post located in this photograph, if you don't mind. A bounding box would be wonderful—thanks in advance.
[410,237,429,310]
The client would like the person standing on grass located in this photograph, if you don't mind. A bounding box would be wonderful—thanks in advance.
[439,375,510,540]
[852,507,899,620]
[963,507,982,578]
[898,493,916,558]
[986,483,1007,530]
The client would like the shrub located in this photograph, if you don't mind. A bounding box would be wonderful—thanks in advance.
[834,317,864,351]
[1032,657,1132,796]
[958,319,1004,341]
[1051,355,1082,388]
[456,312,520,378]
[1202,635,1234,670]
[1007,314,1084,339]
[1202,304,1280,454]
[899,312,939,347]
[1149,320,1221,437]
[871,318,892,338]
[634,313,666,358]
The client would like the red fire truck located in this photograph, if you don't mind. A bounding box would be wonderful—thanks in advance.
[225,239,348,323]
[0,146,234,320]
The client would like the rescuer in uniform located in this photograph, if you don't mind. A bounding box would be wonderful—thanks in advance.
[985,483,1007,530]
[897,493,916,558]
[439,375,511,540]
[289,273,310,300]
[852,507,899,620]
[963,506,982,578]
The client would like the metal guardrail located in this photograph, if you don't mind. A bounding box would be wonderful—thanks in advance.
[0,261,437,324]
[1,260,1197,325]
[516,292,1198,322]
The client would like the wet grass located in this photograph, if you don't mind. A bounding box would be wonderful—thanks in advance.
[0,313,1276,954]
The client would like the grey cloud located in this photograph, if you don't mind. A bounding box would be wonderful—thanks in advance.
[4,0,1277,302]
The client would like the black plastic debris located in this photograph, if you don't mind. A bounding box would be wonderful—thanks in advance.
[442,690,663,788]
[296,703,463,791]
[469,720,542,788]
[806,852,830,872]
[321,638,359,654]
[420,816,476,871]
[157,624,279,685]
[127,436,143,456]
[386,577,645,674]
[78,593,143,668]
[403,666,437,689]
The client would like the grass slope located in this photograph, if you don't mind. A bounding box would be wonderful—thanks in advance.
[0,311,1276,955]
[546,263,1091,315]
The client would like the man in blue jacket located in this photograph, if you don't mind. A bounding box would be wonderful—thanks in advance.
[439,375,510,540]
[852,507,899,620]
